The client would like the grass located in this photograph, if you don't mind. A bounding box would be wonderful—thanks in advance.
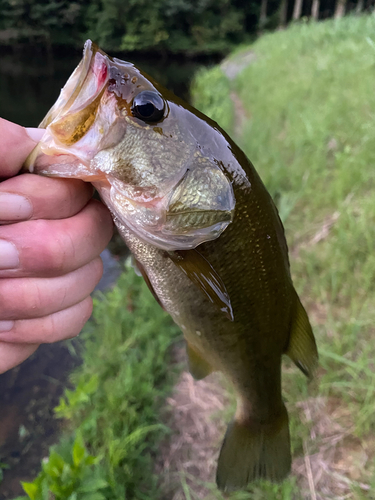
[11,266,181,500]
[189,14,375,499]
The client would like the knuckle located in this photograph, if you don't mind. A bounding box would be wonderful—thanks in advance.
[26,281,45,312]
[0,279,44,318]
[34,222,73,274]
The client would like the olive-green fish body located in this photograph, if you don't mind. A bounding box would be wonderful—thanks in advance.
[25,40,318,492]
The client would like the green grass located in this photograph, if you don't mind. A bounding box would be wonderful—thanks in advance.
[191,14,375,499]
[191,65,234,133]
[12,267,181,500]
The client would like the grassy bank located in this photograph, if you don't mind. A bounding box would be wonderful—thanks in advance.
[11,268,180,500]
[191,14,375,499]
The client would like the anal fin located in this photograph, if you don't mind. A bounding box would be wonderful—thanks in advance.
[186,342,214,380]
[285,293,318,378]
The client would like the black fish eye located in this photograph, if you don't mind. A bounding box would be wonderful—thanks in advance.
[131,91,165,123]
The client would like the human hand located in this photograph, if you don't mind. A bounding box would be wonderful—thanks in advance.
[0,118,114,374]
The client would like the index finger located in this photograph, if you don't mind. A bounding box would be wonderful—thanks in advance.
[0,118,44,178]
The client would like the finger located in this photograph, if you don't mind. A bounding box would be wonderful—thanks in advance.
[0,119,45,178]
[0,174,94,224]
[0,258,103,320]
[0,296,93,344]
[0,199,113,278]
[0,342,39,375]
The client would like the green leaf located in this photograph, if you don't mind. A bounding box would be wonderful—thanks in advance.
[80,493,106,500]
[77,478,108,493]
[72,433,86,467]
[21,482,38,500]
[42,451,65,477]
[84,374,99,395]
[84,456,98,466]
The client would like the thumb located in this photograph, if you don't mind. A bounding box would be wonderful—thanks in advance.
[0,118,45,179]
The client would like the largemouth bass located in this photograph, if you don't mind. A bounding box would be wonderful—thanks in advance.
[25,41,318,492]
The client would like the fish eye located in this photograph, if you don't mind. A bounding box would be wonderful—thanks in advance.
[131,91,165,123]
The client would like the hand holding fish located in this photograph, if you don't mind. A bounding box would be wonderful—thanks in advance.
[0,118,113,374]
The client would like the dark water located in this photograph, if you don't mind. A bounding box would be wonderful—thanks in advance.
[0,45,214,126]
[0,45,218,499]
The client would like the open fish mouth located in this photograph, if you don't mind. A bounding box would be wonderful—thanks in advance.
[24,40,119,173]
[40,40,109,130]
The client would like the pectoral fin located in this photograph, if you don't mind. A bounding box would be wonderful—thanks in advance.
[169,249,234,321]
[186,342,214,380]
[285,293,318,378]
[133,258,165,311]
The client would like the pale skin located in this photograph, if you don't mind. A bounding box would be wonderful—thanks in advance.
[0,118,114,374]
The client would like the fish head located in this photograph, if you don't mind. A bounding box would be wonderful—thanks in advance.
[25,40,235,251]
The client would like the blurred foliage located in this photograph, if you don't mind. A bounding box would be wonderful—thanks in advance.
[0,0,85,46]
[0,0,257,55]
[191,65,234,133]
[0,0,366,55]
[17,434,108,500]
[13,267,181,500]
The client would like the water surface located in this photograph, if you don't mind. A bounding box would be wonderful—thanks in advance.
[0,45,213,126]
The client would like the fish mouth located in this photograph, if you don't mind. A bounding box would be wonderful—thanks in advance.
[24,40,113,173]
[40,40,108,129]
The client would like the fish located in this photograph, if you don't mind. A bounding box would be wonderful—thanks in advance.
[24,40,318,492]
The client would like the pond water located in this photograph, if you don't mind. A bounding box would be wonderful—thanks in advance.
[0,45,219,499]
[0,45,214,126]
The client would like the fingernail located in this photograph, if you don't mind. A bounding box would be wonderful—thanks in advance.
[0,240,20,269]
[25,128,45,142]
[0,321,14,333]
[0,193,33,222]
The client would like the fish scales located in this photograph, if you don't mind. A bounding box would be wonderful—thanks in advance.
[24,40,318,492]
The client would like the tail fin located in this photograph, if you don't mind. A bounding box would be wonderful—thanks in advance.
[216,404,291,492]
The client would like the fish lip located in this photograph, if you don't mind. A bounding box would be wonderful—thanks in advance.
[40,40,97,129]
[24,40,110,172]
